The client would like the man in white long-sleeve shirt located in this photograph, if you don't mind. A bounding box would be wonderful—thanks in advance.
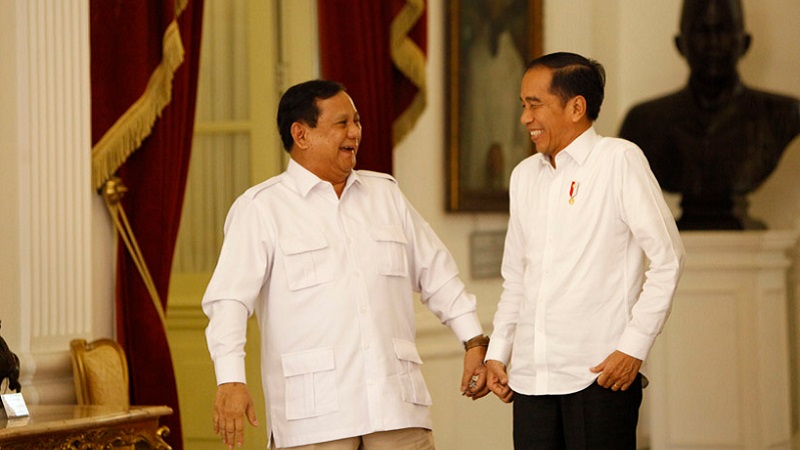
[203,79,490,450]
[485,52,685,449]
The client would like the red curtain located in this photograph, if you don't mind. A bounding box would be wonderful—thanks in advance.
[318,0,427,174]
[90,1,204,449]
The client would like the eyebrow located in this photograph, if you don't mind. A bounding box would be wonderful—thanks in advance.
[327,113,349,122]
[521,95,542,103]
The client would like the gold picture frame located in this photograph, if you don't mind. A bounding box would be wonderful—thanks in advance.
[447,0,543,211]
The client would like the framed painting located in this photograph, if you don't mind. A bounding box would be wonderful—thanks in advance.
[447,0,543,211]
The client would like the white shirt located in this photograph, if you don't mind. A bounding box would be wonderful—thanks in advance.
[203,159,482,448]
[485,127,684,396]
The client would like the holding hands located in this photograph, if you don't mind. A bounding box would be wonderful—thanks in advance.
[486,360,514,403]
[461,344,491,400]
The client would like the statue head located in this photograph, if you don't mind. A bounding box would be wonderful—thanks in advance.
[674,0,752,85]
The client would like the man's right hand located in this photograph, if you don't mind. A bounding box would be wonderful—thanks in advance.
[214,382,259,449]
[486,360,514,403]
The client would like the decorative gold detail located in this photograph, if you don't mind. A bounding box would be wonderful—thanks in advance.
[90,0,194,190]
[102,177,129,205]
[2,425,172,449]
[390,0,427,146]
[101,177,167,328]
[91,19,186,190]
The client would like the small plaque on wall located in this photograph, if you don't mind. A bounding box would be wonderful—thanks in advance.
[470,230,506,279]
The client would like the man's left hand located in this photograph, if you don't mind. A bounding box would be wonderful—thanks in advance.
[590,350,642,392]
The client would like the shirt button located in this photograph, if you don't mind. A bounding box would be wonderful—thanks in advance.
[362,342,370,349]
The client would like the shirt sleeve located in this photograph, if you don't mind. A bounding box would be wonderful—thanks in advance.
[617,146,685,360]
[204,299,250,384]
[400,191,483,343]
[202,195,273,385]
[485,167,525,365]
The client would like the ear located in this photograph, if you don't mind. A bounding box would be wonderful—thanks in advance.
[674,35,687,58]
[291,122,309,150]
[740,33,752,56]
[570,96,587,122]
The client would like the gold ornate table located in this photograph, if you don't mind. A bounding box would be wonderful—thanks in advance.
[0,404,172,449]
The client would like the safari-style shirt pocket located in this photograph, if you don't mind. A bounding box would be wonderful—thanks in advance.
[280,234,335,290]
[369,226,409,277]
[392,338,432,406]
[281,347,339,420]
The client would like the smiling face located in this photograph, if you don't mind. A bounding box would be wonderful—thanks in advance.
[519,66,586,164]
[292,91,362,187]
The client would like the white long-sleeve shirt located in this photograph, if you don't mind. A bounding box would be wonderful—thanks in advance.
[202,159,482,448]
[485,127,684,396]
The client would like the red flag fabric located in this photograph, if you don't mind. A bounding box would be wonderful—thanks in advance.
[90,1,205,448]
[317,0,427,174]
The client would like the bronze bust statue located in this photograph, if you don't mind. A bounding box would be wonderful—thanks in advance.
[0,321,21,394]
[619,0,800,230]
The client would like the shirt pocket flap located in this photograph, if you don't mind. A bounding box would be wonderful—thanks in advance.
[280,235,328,255]
[281,347,335,377]
[369,226,408,244]
[392,338,423,365]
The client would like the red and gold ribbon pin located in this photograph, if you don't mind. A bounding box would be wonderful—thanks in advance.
[569,181,579,204]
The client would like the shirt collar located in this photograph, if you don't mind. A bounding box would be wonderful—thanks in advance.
[563,126,598,166]
[286,158,359,197]
[538,126,598,167]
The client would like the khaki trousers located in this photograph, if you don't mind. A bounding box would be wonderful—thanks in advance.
[271,428,435,450]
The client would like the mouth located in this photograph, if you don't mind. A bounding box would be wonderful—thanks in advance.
[529,130,543,139]
[340,145,357,153]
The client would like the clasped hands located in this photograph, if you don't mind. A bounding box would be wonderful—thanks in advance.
[460,345,491,400]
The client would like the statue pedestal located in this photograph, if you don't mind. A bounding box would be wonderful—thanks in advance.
[647,230,798,449]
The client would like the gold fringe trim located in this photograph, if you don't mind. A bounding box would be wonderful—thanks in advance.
[91,19,186,189]
[390,0,427,145]
[92,2,193,334]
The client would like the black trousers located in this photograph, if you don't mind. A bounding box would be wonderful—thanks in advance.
[512,374,643,450]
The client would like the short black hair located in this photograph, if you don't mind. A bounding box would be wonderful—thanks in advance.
[277,79,346,152]
[525,52,606,121]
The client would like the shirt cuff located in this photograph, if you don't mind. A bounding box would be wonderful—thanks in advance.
[617,327,654,361]
[446,313,484,344]
[213,354,247,385]
[485,336,512,365]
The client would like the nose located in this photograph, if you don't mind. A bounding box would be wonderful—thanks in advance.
[348,122,362,140]
[520,108,532,125]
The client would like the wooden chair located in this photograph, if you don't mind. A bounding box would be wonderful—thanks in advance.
[69,338,130,408]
